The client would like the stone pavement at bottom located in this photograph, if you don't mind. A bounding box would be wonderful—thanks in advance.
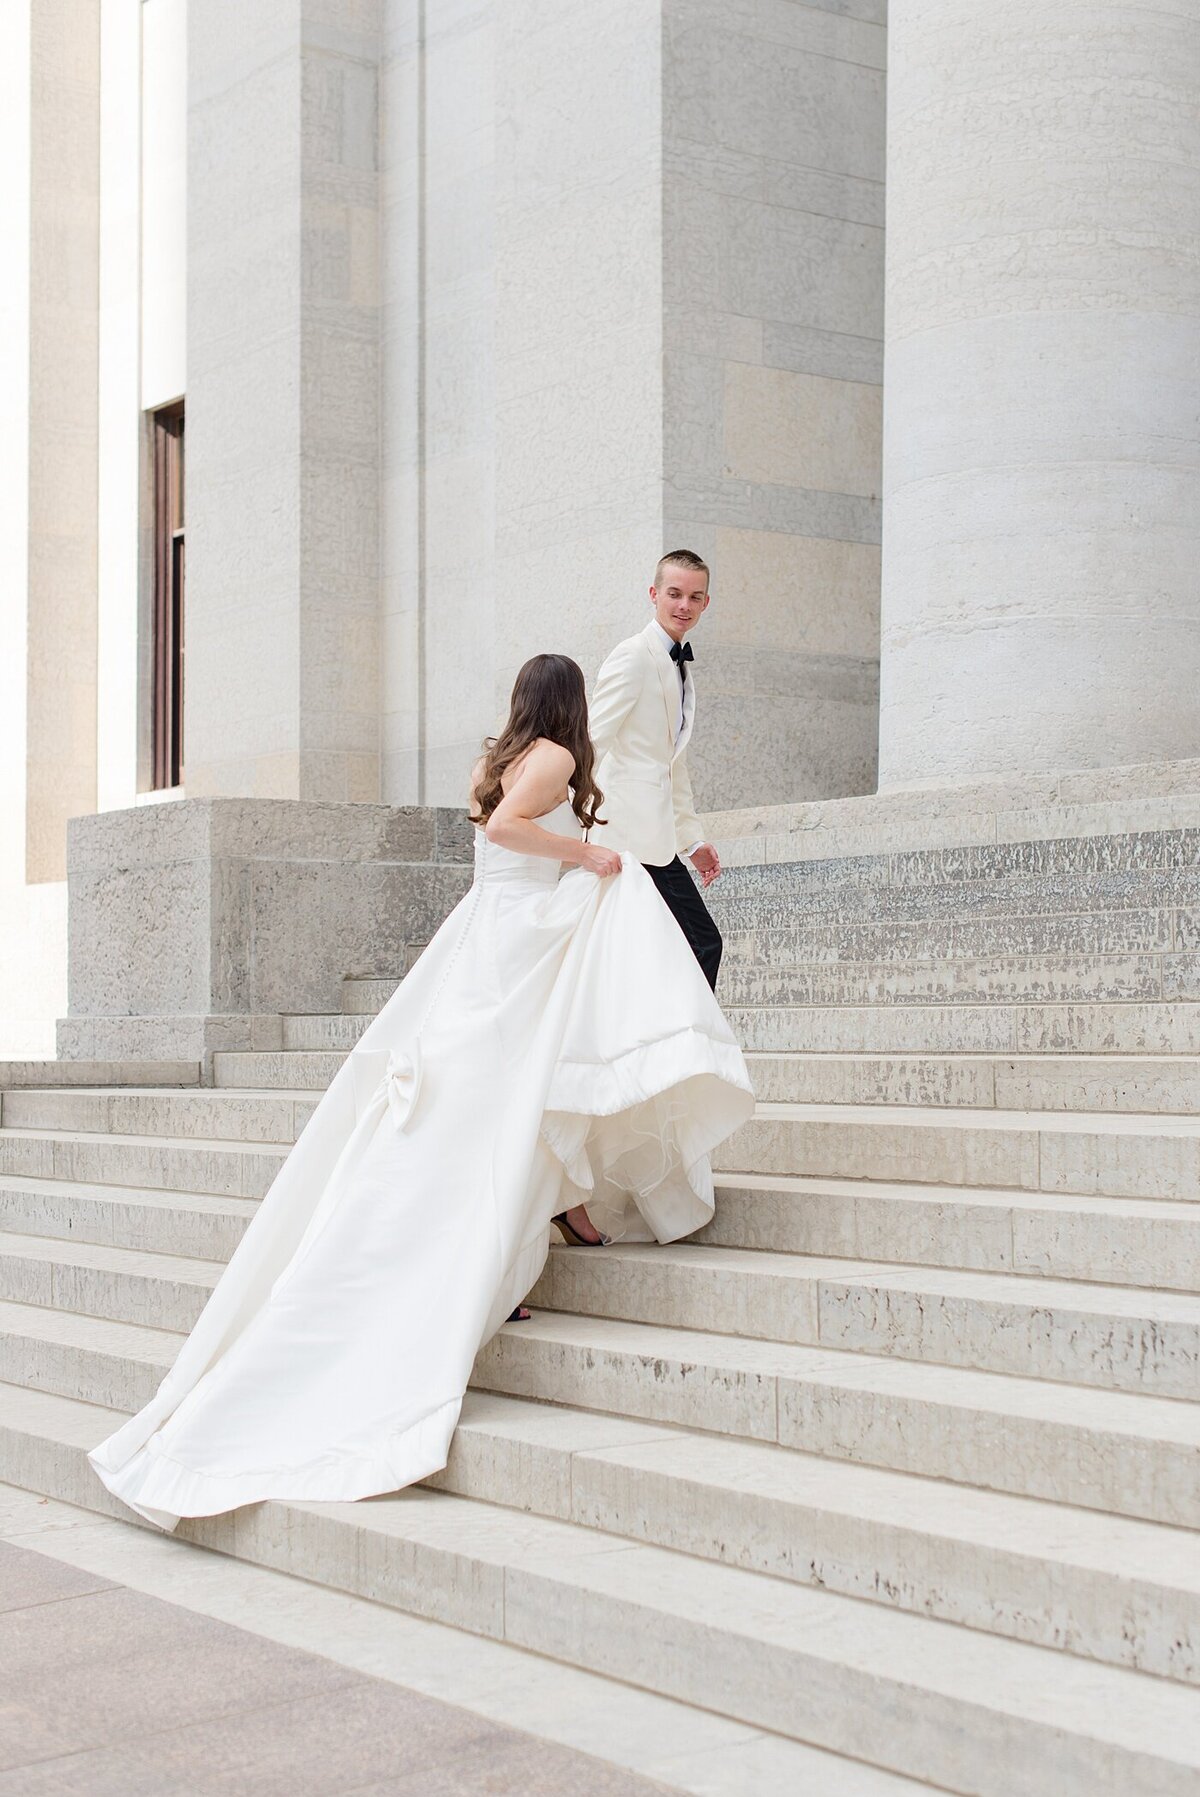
[0,1537,675,1797]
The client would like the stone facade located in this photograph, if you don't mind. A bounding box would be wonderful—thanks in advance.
[57,797,470,1065]
[1,0,1199,1049]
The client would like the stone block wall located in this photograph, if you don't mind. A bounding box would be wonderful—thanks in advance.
[57,797,471,1063]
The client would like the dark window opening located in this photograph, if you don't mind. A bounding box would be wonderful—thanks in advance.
[152,400,185,789]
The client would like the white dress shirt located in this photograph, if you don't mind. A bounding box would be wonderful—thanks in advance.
[652,620,704,859]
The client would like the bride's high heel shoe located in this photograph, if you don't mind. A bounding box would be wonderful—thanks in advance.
[552,1209,611,1247]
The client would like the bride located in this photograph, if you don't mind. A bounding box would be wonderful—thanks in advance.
[89,654,755,1529]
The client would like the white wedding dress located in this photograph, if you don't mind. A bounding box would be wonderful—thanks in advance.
[89,802,755,1529]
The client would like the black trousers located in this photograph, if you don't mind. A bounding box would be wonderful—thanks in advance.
[643,857,723,991]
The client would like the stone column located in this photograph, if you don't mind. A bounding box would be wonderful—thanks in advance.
[25,1,100,881]
[878,0,1200,790]
[185,0,382,802]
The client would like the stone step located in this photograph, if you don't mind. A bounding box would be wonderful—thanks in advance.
[26,1098,1200,1216]
[0,1058,201,1089]
[0,1126,287,1198]
[0,1303,1193,1686]
[281,1012,369,1050]
[290,999,1200,1057]
[748,1051,1200,1111]
[209,1046,1200,1116]
[721,1101,1200,1202]
[530,1244,1200,1399]
[7,1297,1194,1534]
[5,1207,1197,1399]
[0,1232,219,1331]
[473,1312,1200,1528]
[0,1087,316,1144]
[710,843,1200,907]
[0,1175,256,1260]
[727,1000,1200,1055]
[720,951,1183,1010]
[4,1157,1193,1294]
[342,973,404,1014]
[213,1049,345,1089]
[302,955,1200,1019]
[721,907,1176,967]
[436,1391,1200,1687]
[2,1384,1197,1796]
[0,1297,182,1414]
[704,1174,1200,1291]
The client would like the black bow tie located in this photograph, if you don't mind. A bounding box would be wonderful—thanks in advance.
[669,640,694,672]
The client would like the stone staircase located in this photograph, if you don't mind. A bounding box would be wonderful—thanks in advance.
[2,814,1200,1793]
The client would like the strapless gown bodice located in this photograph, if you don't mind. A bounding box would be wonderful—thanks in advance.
[472,798,580,888]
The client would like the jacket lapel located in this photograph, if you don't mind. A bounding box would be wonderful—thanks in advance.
[643,623,679,749]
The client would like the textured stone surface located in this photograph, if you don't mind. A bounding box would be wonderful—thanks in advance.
[60,799,470,1062]
[185,2,382,806]
[531,1244,1200,1397]
[877,3,1200,787]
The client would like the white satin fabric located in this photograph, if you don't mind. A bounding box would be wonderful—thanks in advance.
[89,802,755,1529]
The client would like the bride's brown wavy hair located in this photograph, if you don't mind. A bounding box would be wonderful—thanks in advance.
[470,654,605,832]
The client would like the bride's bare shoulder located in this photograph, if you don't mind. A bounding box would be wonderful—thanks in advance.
[530,737,576,776]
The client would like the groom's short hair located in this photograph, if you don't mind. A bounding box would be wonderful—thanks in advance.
[655,548,709,589]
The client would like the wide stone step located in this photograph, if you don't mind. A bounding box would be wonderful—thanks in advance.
[721,1101,1200,1201]
[727,1000,1200,1055]
[0,1302,1193,1686]
[747,1051,1200,1113]
[7,1223,1196,1399]
[435,1391,1200,1686]
[0,1087,315,1144]
[721,907,1175,968]
[710,850,1200,914]
[0,1298,183,1413]
[0,1058,200,1089]
[0,1126,287,1198]
[2,1384,1196,1796]
[282,1013,370,1050]
[720,951,1180,1010]
[0,1232,219,1330]
[213,1049,345,1090]
[207,1048,1200,1116]
[530,1244,1200,1399]
[4,1161,1193,1292]
[0,1175,255,1259]
[704,1174,1200,1291]
[473,1312,1200,1528]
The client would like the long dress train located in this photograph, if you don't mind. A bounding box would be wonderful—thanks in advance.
[88,801,755,1529]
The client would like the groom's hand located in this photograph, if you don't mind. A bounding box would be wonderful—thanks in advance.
[689,843,722,888]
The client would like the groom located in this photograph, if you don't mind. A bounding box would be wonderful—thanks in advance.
[589,549,723,988]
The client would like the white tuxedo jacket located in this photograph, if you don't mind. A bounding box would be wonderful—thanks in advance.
[588,621,705,867]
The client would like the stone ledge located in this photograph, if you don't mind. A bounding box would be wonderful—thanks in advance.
[704,757,1200,867]
[65,797,473,874]
[0,1060,201,1090]
[58,799,472,1066]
